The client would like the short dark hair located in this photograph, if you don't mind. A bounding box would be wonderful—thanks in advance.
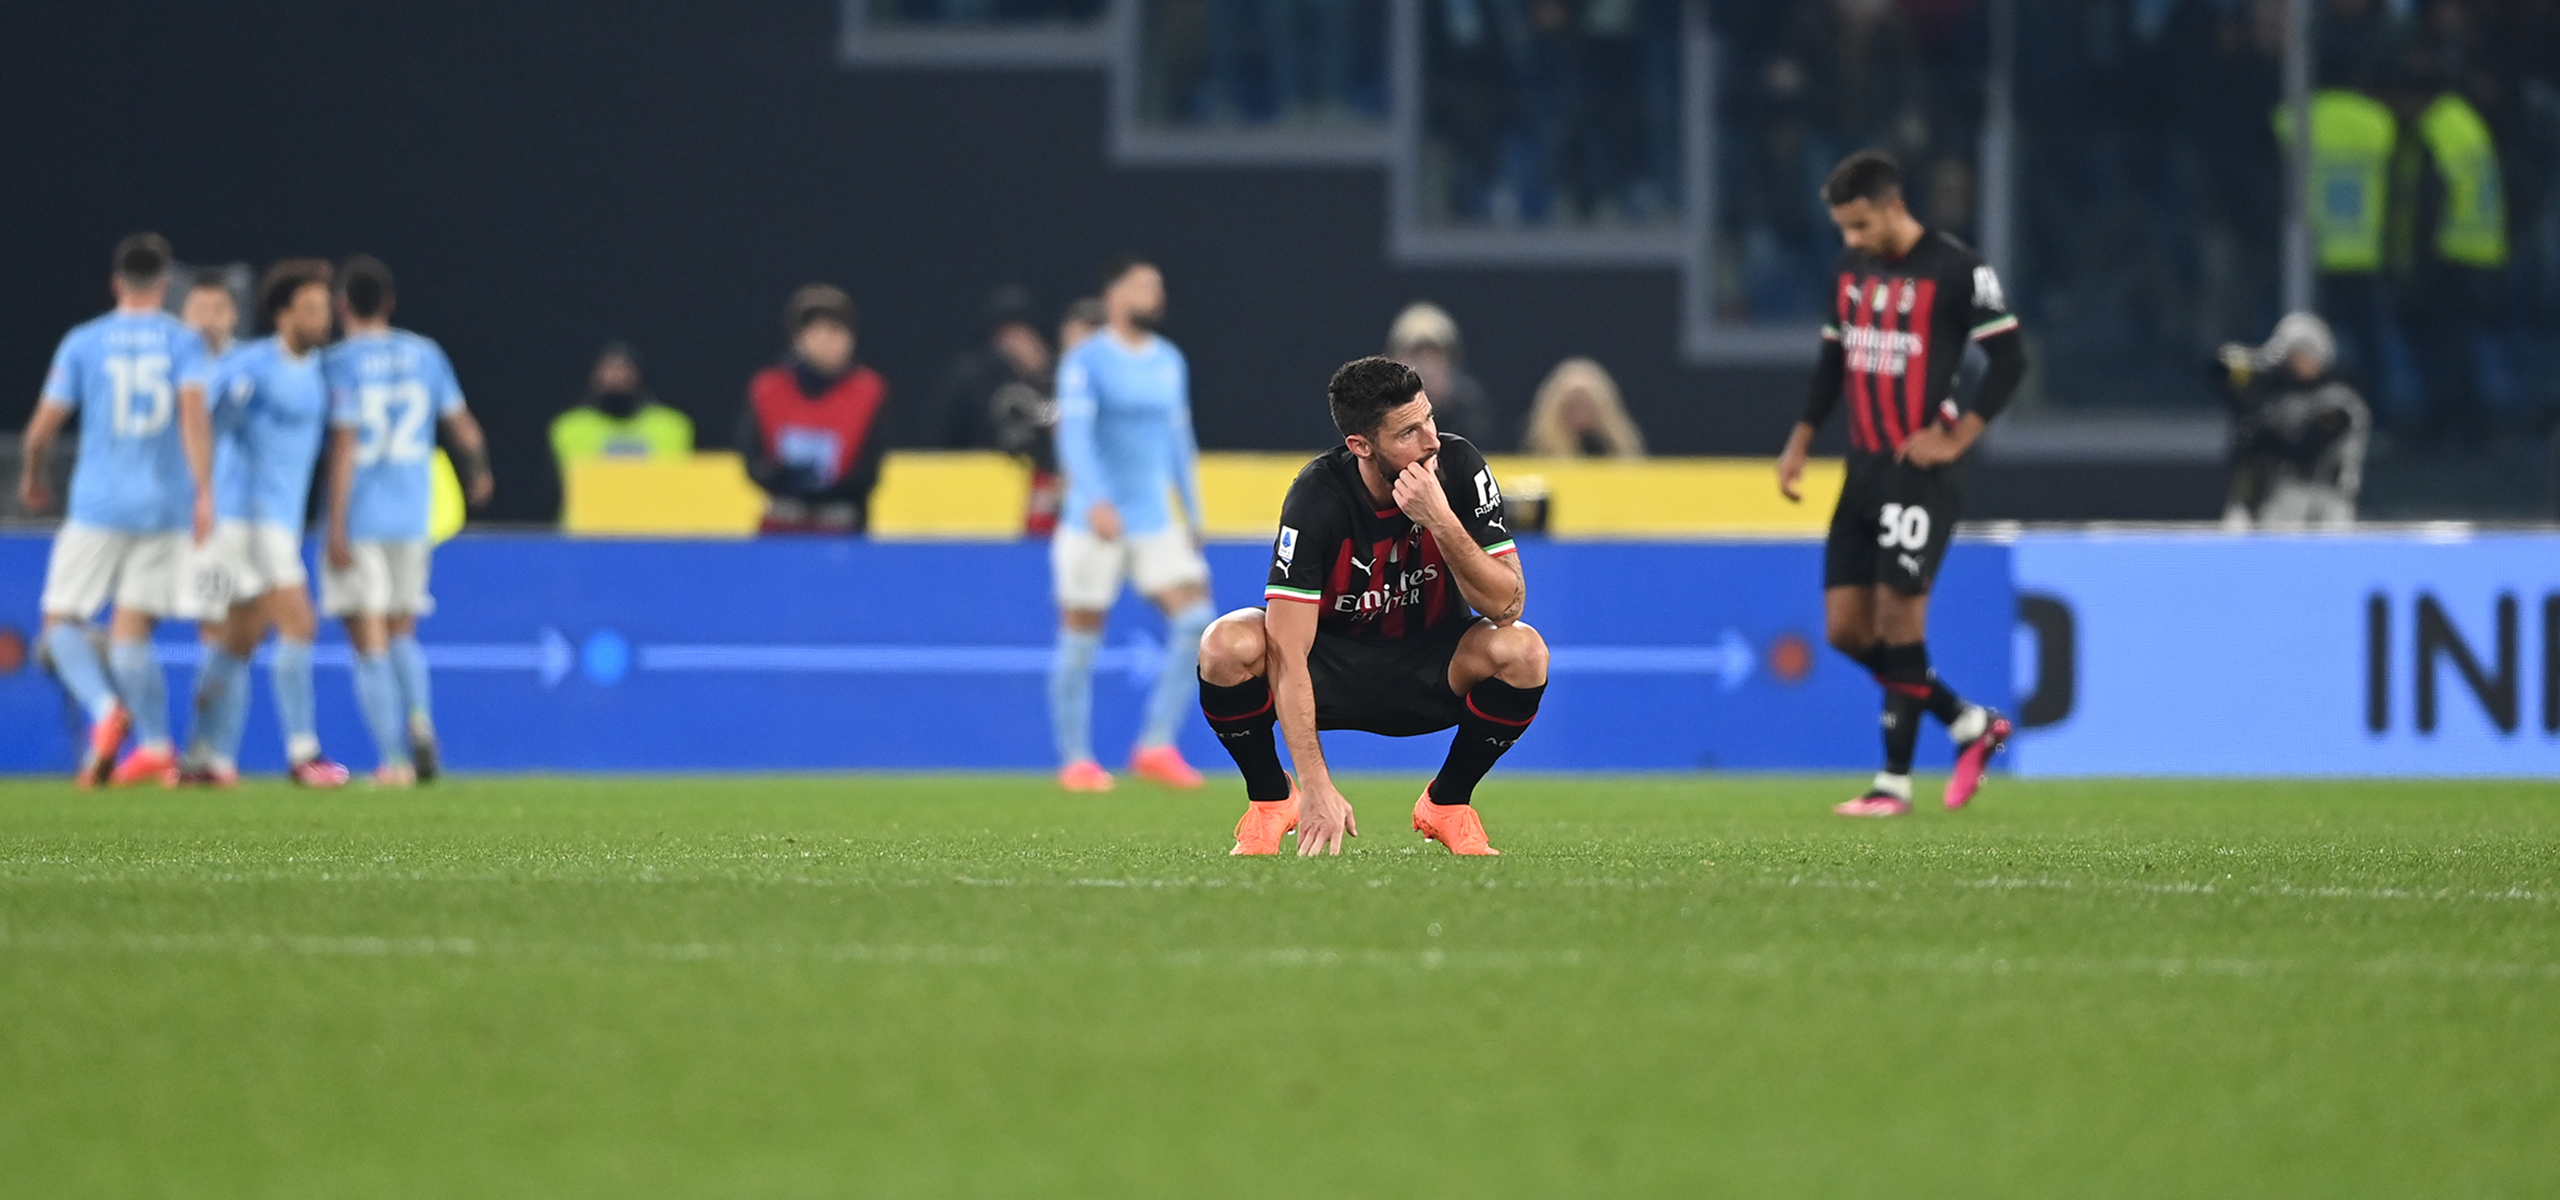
[187,268,231,293]
[1822,150,1903,207]
[258,258,334,324]
[1062,296,1106,329]
[1098,254,1154,290]
[113,233,173,287]
[340,254,396,319]
[784,283,858,335]
[1327,355,1425,440]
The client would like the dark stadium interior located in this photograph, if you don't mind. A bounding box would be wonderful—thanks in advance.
[0,1,1809,524]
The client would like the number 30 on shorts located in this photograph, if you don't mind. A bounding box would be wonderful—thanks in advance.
[1875,503,1931,550]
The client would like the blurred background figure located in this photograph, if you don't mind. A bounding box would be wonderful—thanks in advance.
[1049,258,1212,794]
[1520,356,1644,457]
[1059,296,1106,353]
[2213,312,2369,530]
[740,285,893,534]
[1384,301,1490,443]
[2394,56,2511,448]
[178,270,243,362]
[550,342,693,477]
[924,283,1063,535]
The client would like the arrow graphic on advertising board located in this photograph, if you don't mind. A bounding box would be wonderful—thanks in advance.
[139,628,1767,692]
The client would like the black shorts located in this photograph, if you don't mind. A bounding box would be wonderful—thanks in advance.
[1307,618,1475,737]
[1823,454,1963,594]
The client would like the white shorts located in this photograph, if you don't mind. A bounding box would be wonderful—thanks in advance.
[1051,524,1209,611]
[40,523,186,619]
[320,540,436,617]
[180,520,307,618]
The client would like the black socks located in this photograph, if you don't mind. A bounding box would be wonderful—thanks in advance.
[1431,678,1546,805]
[1199,674,1292,801]
[1874,642,1935,775]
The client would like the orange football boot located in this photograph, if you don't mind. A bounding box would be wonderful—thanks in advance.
[108,744,179,788]
[76,700,131,789]
[1128,744,1205,789]
[1058,760,1116,793]
[1229,790,1301,856]
[1412,788,1501,856]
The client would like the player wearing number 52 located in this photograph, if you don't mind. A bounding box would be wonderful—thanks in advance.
[16,233,217,788]
[1774,151,2025,818]
[319,256,493,787]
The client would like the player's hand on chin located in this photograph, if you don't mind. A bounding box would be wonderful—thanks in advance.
[1392,455,1455,532]
[1898,426,1965,468]
[1296,783,1358,857]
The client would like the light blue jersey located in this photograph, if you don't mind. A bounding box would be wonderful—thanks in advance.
[321,330,464,542]
[1053,333,1201,537]
[205,336,331,528]
[39,310,212,532]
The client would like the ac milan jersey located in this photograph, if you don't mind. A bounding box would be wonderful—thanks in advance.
[1262,436,1519,642]
[1820,231,2020,456]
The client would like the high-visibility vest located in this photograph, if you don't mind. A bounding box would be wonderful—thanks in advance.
[2418,92,2508,268]
[2276,90,2397,274]
[549,404,696,465]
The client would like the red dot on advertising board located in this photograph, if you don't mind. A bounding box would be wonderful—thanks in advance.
[1768,632,1814,684]
[0,626,25,675]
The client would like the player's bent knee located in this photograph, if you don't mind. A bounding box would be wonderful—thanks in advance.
[1198,610,1269,683]
[1484,620,1549,685]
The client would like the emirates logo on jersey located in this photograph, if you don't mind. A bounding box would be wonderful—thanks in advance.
[1841,325,1926,375]
[1334,564,1442,616]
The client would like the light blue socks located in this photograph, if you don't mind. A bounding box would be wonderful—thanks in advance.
[107,640,171,750]
[191,646,252,769]
[42,623,116,721]
[387,635,434,733]
[1140,602,1216,750]
[1050,627,1102,767]
[272,638,319,763]
[352,653,409,770]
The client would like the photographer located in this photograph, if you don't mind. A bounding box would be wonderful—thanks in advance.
[2211,313,2369,531]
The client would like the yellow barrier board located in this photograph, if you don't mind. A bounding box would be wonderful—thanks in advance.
[870,452,1033,537]
[562,451,1843,539]
[562,454,768,537]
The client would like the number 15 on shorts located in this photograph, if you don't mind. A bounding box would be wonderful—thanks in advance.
[1877,503,1930,550]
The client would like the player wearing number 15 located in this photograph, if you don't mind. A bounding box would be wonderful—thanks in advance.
[1774,152,2025,818]
[320,255,494,786]
[16,233,216,787]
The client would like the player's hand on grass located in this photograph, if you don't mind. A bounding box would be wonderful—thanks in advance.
[1089,500,1123,541]
[1392,455,1457,535]
[1296,782,1357,856]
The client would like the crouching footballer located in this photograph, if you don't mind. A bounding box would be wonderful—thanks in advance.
[1196,356,1548,856]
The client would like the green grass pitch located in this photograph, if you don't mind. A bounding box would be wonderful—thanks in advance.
[2,774,2554,1198]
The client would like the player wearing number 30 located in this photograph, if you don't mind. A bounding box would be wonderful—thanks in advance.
[321,256,494,786]
[1775,151,2024,817]
[15,234,216,787]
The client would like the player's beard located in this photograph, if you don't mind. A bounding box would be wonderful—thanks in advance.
[1130,306,1165,333]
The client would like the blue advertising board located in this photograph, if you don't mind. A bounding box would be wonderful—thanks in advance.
[2010,531,2560,776]
[0,533,2012,776]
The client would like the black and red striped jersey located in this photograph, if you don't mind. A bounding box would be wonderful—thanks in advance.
[1814,230,2022,457]
[1262,435,1519,642]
